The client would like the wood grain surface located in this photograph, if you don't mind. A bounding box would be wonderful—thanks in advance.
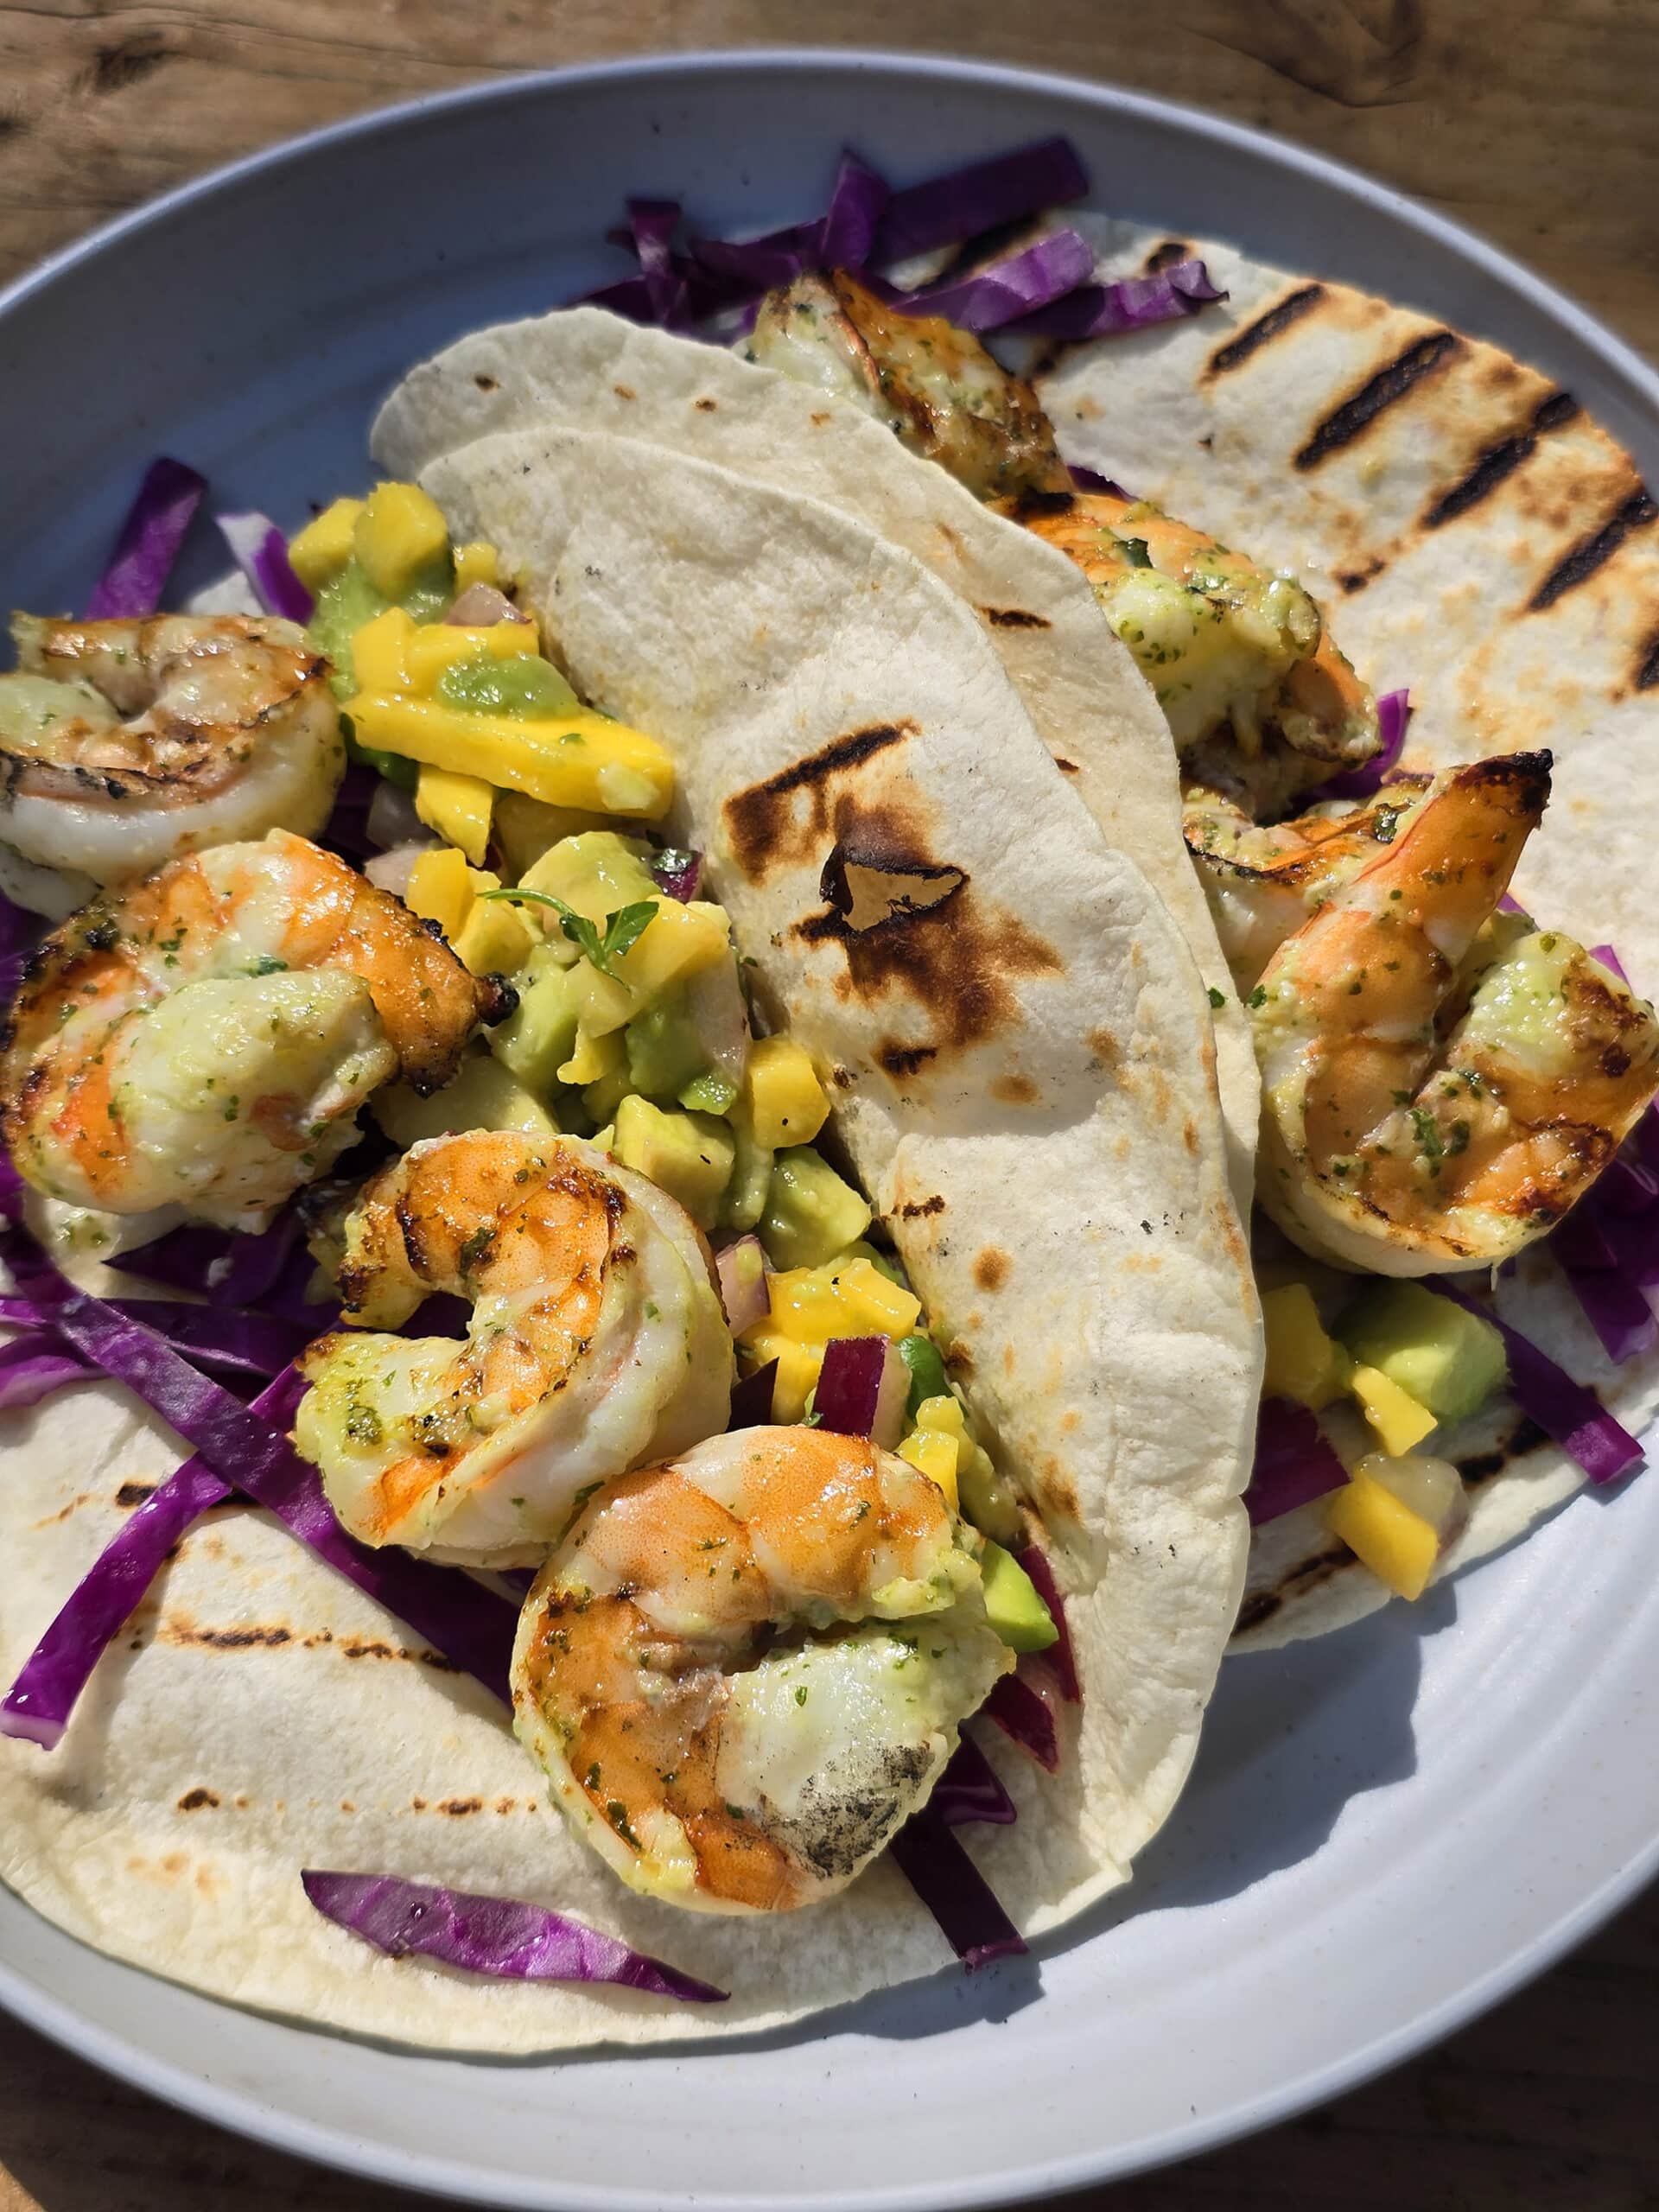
[1,3,1656,2207]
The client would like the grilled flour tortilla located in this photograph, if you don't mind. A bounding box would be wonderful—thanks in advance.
[371,305,1258,1202]
[1036,220,1659,1647]
[0,433,1259,2050]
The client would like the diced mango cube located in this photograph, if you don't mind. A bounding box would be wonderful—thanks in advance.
[914,1393,968,1441]
[744,1035,830,1151]
[404,845,474,943]
[288,498,364,591]
[1326,1471,1440,1600]
[612,899,730,1000]
[454,893,534,978]
[1349,1363,1438,1458]
[831,1256,921,1340]
[405,621,539,695]
[453,540,501,594]
[741,1328,823,1424]
[557,1024,626,1089]
[899,1427,959,1511]
[414,764,493,867]
[1262,1282,1350,1410]
[354,482,451,598]
[344,696,674,819]
[765,1266,846,1345]
[351,606,417,695]
[569,958,636,1039]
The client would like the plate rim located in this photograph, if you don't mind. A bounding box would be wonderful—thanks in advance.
[1,43,1656,2211]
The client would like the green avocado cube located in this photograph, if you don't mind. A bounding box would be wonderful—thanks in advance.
[612,1096,734,1230]
[372,1052,560,1147]
[758,1146,873,1270]
[489,946,581,1096]
[718,1104,774,1233]
[979,1541,1058,1654]
[626,992,708,1102]
[1335,1279,1508,1427]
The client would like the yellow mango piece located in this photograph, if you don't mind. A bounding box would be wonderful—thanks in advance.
[354,482,450,598]
[345,696,674,820]
[741,1330,823,1424]
[611,899,730,1000]
[766,1266,845,1345]
[288,497,364,592]
[454,893,534,979]
[914,1393,968,1441]
[899,1427,960,1512]
[414,764,494,867]
[454,540,501,593]
[404,621,539,695]
[569,958,636,1039]
[404,846,474,943]
[744,1034,830,1151]
[351,606,417,695]
[557,1024,626,1089]
[1326,1471,1440,1601]
[1349,1363,1438,1458]
[1262,1282,1350,1410]
[831,1256,922,1340]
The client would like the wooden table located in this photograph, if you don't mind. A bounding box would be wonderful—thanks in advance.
[1,4,1656,2207]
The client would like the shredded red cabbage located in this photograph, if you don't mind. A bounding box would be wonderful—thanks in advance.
[1001,256,1224,340]
[1548,1206,1659,1365]
[1015,1545,1079,1703]
[216,511,315,624]
[933,1735,1018,1827]
[1590,943,1629,982]
[982,1668,1060,1773]
[1436,1281,1643,1485]
[874,136,1088,264]
[817,148,890,269]
[1325,689,1412,801]
[0,1291,309,1389]
[0,1331,88,1412]
[888,228,1096,333]
[887,1810,1027,1970]
[726,1358,779,1430]
[1246,1396,1349,1524]
[648,846,702,902]
[85,457,207,620]
[114,1207,325,1325]
[301,1871,726,2003]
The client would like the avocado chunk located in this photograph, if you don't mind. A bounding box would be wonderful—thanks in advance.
[719,1105,774,1233]
[308,551,452,704]
[758,1146,873,1269]
[489,946,582,1096]
[612,1096,734,1230]
[372,1052,560,1147]
[626,991,708,1101]
[979,1541,1058,1654]
[518,830,659,926]
[1336,1280,1508,1427]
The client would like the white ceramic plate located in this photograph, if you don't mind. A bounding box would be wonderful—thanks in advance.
[2,50,1656,2210]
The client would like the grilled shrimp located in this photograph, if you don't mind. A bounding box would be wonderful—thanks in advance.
[748,268,1071,503]
[294,1131,732,1566]
[512,1425,1010,1911]
[1252,753,1659,1274]
[1018,495,1379,810]
[1185,776,1434,989]
[0,830,500,1228]
[0,615,344,915]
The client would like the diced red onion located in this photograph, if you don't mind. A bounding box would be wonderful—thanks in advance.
[715,1235,768,1334]
[888,228,1096,333]
[365,840,437,897]
[727,1358,779,1430]
[932,1734,1018,1827]
[648,846,702,902]
[1001,256,1225,340]
[216,511,315,624]
[1016,1544,1080,1703]
[1435,1281,1643,1485]
[445,582,526,626]
[815,1335,909,1449]
[86,457,207,619]
[887,1808,1027,1970]
[874,136,1088,264]
[982,1667,1060,1773]
[302,1872,726,2003]
[365,777,427,854]
[1246,1396,1349,1523]
[1069,463,1130,498]
[1324,689,1413,801]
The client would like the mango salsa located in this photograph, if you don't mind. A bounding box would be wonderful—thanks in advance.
[1262,1282,1350,1410]
[899,1426,959,1511]
[454,891,534,978]
[288,498,364,592]
[354,483,450,598]
[351,606,416,695]
[415,764,493,867]
[345,695,674,820]
[1349,1363,1438,1458]
[404,621,539,694]
[744,1035,830,1151]
[453,540,502,593]
[741,1326,823,1424]
[404,845,474,943]
[1326,1471,1440,1600]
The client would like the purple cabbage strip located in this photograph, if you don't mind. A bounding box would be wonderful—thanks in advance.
[0,1292,308,1384]
[982,1669,1059,1774]
[1016,1544,1079,1703]
[887,228,1096,334]
[1001,256,1224,341]
[302,1871,727,2004]
[216,511,315,624]
[85,457,208,620]
[887,1810,1027,1970]
[1246,1396,1349,1524]
[1325,689,1413,801]
[1549,1207,1659,1365]
[114,1206,324,1325]
[1589,942,1630,982]
[1435,1281,1643,1486]
[874,136,1089,264]
[0,1332,90,1412]
[817,148,890,269]
[622,198,690,327]
[933,1735,1018,1827]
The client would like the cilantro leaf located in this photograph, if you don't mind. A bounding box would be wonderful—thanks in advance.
[479,888,658,977]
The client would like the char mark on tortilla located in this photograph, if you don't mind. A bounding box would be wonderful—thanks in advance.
[894,1194,945,1219]
[981,606,1052,629]
[1636,631,1659,692]
[722,722,916,880]
[878,1040,938,1078]
[1421,390,1580,529]
[1205,283,1327,378]
[1527,486,1659,612]
[1142,238,1193,274]
[1294,331,1465,469]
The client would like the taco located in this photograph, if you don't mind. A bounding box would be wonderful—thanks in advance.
[0,436,1258,2048]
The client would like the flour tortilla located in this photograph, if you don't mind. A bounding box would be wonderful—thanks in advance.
[370,305,1257,1205]
[0,433,1259,2047]
[1036,219,1659,1646]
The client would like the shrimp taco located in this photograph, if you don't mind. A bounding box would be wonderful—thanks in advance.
[370,158,1659,1651]
[0,429,1258,2048]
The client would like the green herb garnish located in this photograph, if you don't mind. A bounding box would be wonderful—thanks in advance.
[480,890,658,976]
